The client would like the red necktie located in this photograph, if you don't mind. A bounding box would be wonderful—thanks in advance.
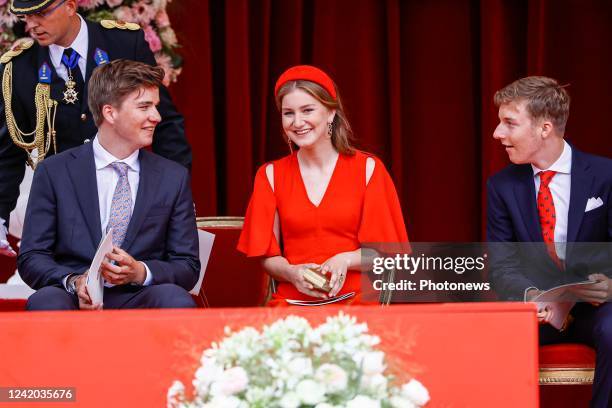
[537,171,562,268]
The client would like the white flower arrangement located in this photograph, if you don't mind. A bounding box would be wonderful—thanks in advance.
[168,312,430,408]
[0,0,182,85]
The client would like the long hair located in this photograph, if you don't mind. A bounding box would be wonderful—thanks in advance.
[275,80,355,155]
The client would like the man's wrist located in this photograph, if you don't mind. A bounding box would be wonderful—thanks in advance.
[525,287,541,302]
[66,274,79,294]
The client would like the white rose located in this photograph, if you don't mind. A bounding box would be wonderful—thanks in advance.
[295,379,326,405]
[210,366,249,396]
[315,364,348,393]
[202,395,243,408]
[389,396,417,408]
[166,380,185,408]
[193,358,224,395]
[279,392,300,408]
[346,395,381,408]
[401,379,430,406]
[287,357,313,377]
[360,374,388,396]
[355,351,386,376]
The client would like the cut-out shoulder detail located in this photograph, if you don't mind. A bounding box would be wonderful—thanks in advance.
[265,163,274,191]
[366,157,375,186]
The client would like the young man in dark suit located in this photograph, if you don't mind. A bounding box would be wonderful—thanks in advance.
[0,0,191,254]
[19,59,199,310]
[486,76,611,407]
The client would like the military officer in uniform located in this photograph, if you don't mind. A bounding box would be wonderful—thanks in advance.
[0,0,192,255]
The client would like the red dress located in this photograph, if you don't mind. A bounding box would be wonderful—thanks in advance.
[237,151,409,305]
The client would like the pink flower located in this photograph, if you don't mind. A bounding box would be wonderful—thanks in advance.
[159,27,177,47]
[143,25,162,53]
[105,0,123,7]
[0,0,9,7]
[155,52,172,86]
[77,0,104,10]
[131,0,157,25]
[113,6,135,23]
[155,10,170,28]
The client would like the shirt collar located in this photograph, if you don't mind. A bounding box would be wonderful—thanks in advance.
[49,14,89,65]
[93,135,140,172]
[531,140,572,176]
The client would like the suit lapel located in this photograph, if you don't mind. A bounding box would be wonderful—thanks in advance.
[567,149,594,243]
[514,165,542,242]
[66,143,102,247]
[121,151,161,251]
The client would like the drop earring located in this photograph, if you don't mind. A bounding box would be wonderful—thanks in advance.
[287,135,293,154]
[327,122,333,138]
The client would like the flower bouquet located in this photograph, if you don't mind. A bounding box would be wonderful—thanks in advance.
[168,312,430,408]
[0,0,182,85]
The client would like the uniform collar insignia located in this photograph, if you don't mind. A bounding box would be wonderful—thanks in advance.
[94,48,109,66]
[38,62,52,84]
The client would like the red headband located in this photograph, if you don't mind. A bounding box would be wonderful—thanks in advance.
[274,65,337,100]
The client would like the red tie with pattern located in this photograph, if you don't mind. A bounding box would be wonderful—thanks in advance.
[537,171,562,268]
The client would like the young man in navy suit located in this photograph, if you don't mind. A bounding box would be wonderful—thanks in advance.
[486,76,611,407]
[19,59,199,310]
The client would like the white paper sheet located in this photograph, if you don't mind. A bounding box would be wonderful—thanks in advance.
[190,229,215,295]
[86,228,114,305]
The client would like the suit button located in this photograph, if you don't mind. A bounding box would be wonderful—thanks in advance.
[83,139,90,144]
[81,113,87,121]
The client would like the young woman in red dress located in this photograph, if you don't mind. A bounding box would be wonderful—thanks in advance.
[238,65,408,306]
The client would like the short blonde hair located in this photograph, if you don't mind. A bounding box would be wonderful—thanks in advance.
[494,76,571,132]
[88,59,164,126]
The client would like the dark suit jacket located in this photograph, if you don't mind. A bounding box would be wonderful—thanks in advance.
[0,18,192,223]
[486,148,612,300]
[17,142,199,291]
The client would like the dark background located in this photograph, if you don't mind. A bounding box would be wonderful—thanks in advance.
[168,0,612,242]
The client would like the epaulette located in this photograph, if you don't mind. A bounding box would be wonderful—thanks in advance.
[0,38,34,64]
[100,19,140,31]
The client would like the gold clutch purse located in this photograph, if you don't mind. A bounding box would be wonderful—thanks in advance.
[302,266,332,292]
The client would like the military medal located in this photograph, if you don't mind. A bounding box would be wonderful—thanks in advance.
[62,72,78,104]
[60,48,81,104]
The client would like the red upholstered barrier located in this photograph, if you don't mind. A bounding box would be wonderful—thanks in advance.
[0,303,538,407]
[539,344,595,368]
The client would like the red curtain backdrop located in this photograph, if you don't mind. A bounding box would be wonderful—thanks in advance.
[167,0,612,242]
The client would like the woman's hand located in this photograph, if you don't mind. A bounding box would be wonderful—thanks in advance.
[322,254,351,297]
[288,263,327,299]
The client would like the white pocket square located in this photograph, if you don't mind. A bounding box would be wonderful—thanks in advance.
[585,197,604,212]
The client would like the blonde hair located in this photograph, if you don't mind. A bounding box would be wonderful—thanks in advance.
[494,76,571,132]
[276,80,355,155]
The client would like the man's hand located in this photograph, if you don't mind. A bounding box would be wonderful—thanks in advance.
[0,242,17,257]
[0,223,16,257]
[569,274,612,304]
[74,273,102,310]
[101,247,146,285]
[536,305,554,324]
[287,263,327,299]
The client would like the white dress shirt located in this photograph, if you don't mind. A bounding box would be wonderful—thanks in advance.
[49,14,88,82]
[531,140,572,260]
[63,137,152,291]
[93,137,152,286]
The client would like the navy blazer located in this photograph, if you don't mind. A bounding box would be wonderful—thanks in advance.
[486,148,612,300]
[18,142,200,291]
